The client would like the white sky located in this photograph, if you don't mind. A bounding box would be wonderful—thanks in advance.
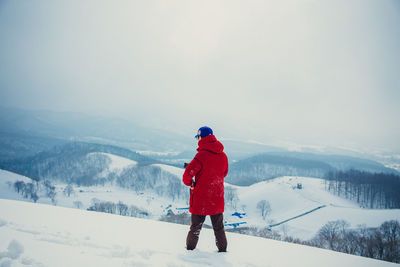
[0,0,399,152]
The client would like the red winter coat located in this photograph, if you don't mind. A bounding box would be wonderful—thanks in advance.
[182,135,229,215]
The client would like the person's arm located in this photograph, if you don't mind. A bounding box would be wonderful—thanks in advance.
[183,157,202,187]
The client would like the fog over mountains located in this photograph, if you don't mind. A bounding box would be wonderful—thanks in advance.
[1,108,399,186]
[1,0,399,154]
[1,107,399,164]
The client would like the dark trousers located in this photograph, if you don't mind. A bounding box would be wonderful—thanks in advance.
[186,213,227,252]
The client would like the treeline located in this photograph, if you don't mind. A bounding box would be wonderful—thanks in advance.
[228,220,400,263]
[11,180,57,204]
[116,165,188,201]
[3,144,189,201]
[3,151,110,185]
[0,141,154,184]
[225,152,398,186]
[226,154,333,186]
[325,170,400,209]
[87,199,150,218]
[12,180,39,202]
[159,213,191,225]
[312,220,400,263]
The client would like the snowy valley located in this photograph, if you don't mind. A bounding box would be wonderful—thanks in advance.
[2,151,400,241]
[0,124,399,265]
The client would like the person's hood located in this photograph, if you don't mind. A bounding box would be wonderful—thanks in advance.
[197,135,224,154]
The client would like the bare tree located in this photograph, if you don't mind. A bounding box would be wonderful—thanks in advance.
[117,201,128,216]
[31,192,39,203]
[23,183,35,199]
[225,186,239,209]
[317,220,349,250]
[63,184,74,197]
[47,186,57,205]
[380,220,400,262]
[43,180,57,204]
[14,181,25,194]
[128,205,149,218]
[257,200,271,220]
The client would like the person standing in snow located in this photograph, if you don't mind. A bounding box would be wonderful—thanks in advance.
[182,126,229,252]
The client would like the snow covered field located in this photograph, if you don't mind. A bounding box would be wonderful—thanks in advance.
[0,198,397,267]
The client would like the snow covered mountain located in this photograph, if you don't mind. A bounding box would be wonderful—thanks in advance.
[0,164,188,222]
[0,198,396,267]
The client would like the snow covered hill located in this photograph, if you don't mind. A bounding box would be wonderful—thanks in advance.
[1,163,400,242]
[228,176,400,239]
[92,152,138,174]
[0,199,397,267]
[0,168,187,220]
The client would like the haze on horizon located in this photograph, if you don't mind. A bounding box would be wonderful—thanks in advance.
[0,0,399,153]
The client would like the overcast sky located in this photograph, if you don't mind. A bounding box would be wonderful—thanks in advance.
[1,0,399,152]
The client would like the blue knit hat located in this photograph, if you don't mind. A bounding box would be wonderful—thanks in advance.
[195,126,213,139]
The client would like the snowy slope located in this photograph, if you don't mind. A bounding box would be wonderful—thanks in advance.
[2,167,400,241]
[152,163,184,177]
[0,169,187,220]
[100,152,137,170]
[229,176,400,239]
[0,199,396,267]
[0,170,35,201]
[89,152,137,176]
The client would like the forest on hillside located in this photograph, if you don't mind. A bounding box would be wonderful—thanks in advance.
[325,170,400,209]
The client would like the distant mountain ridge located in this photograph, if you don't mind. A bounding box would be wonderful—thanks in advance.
[0,130,67,160]
[0,141,156,182]
[226,152,399,186]
[0,141,188,200]
[1,107,399,188]
[0,106,193,153]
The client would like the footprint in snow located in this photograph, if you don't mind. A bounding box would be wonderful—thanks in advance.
[0,240,44,267]
[0,240,24,260]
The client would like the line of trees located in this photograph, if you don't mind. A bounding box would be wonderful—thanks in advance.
[87,199,150,218]
[116,165,188,201]
[159,213,191,225]
[12,180,39,203]
[312,220,400,263]
[11,180,59,205]
[227,219,400,264]
[324,170,400,209]
[227,154,333,185]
